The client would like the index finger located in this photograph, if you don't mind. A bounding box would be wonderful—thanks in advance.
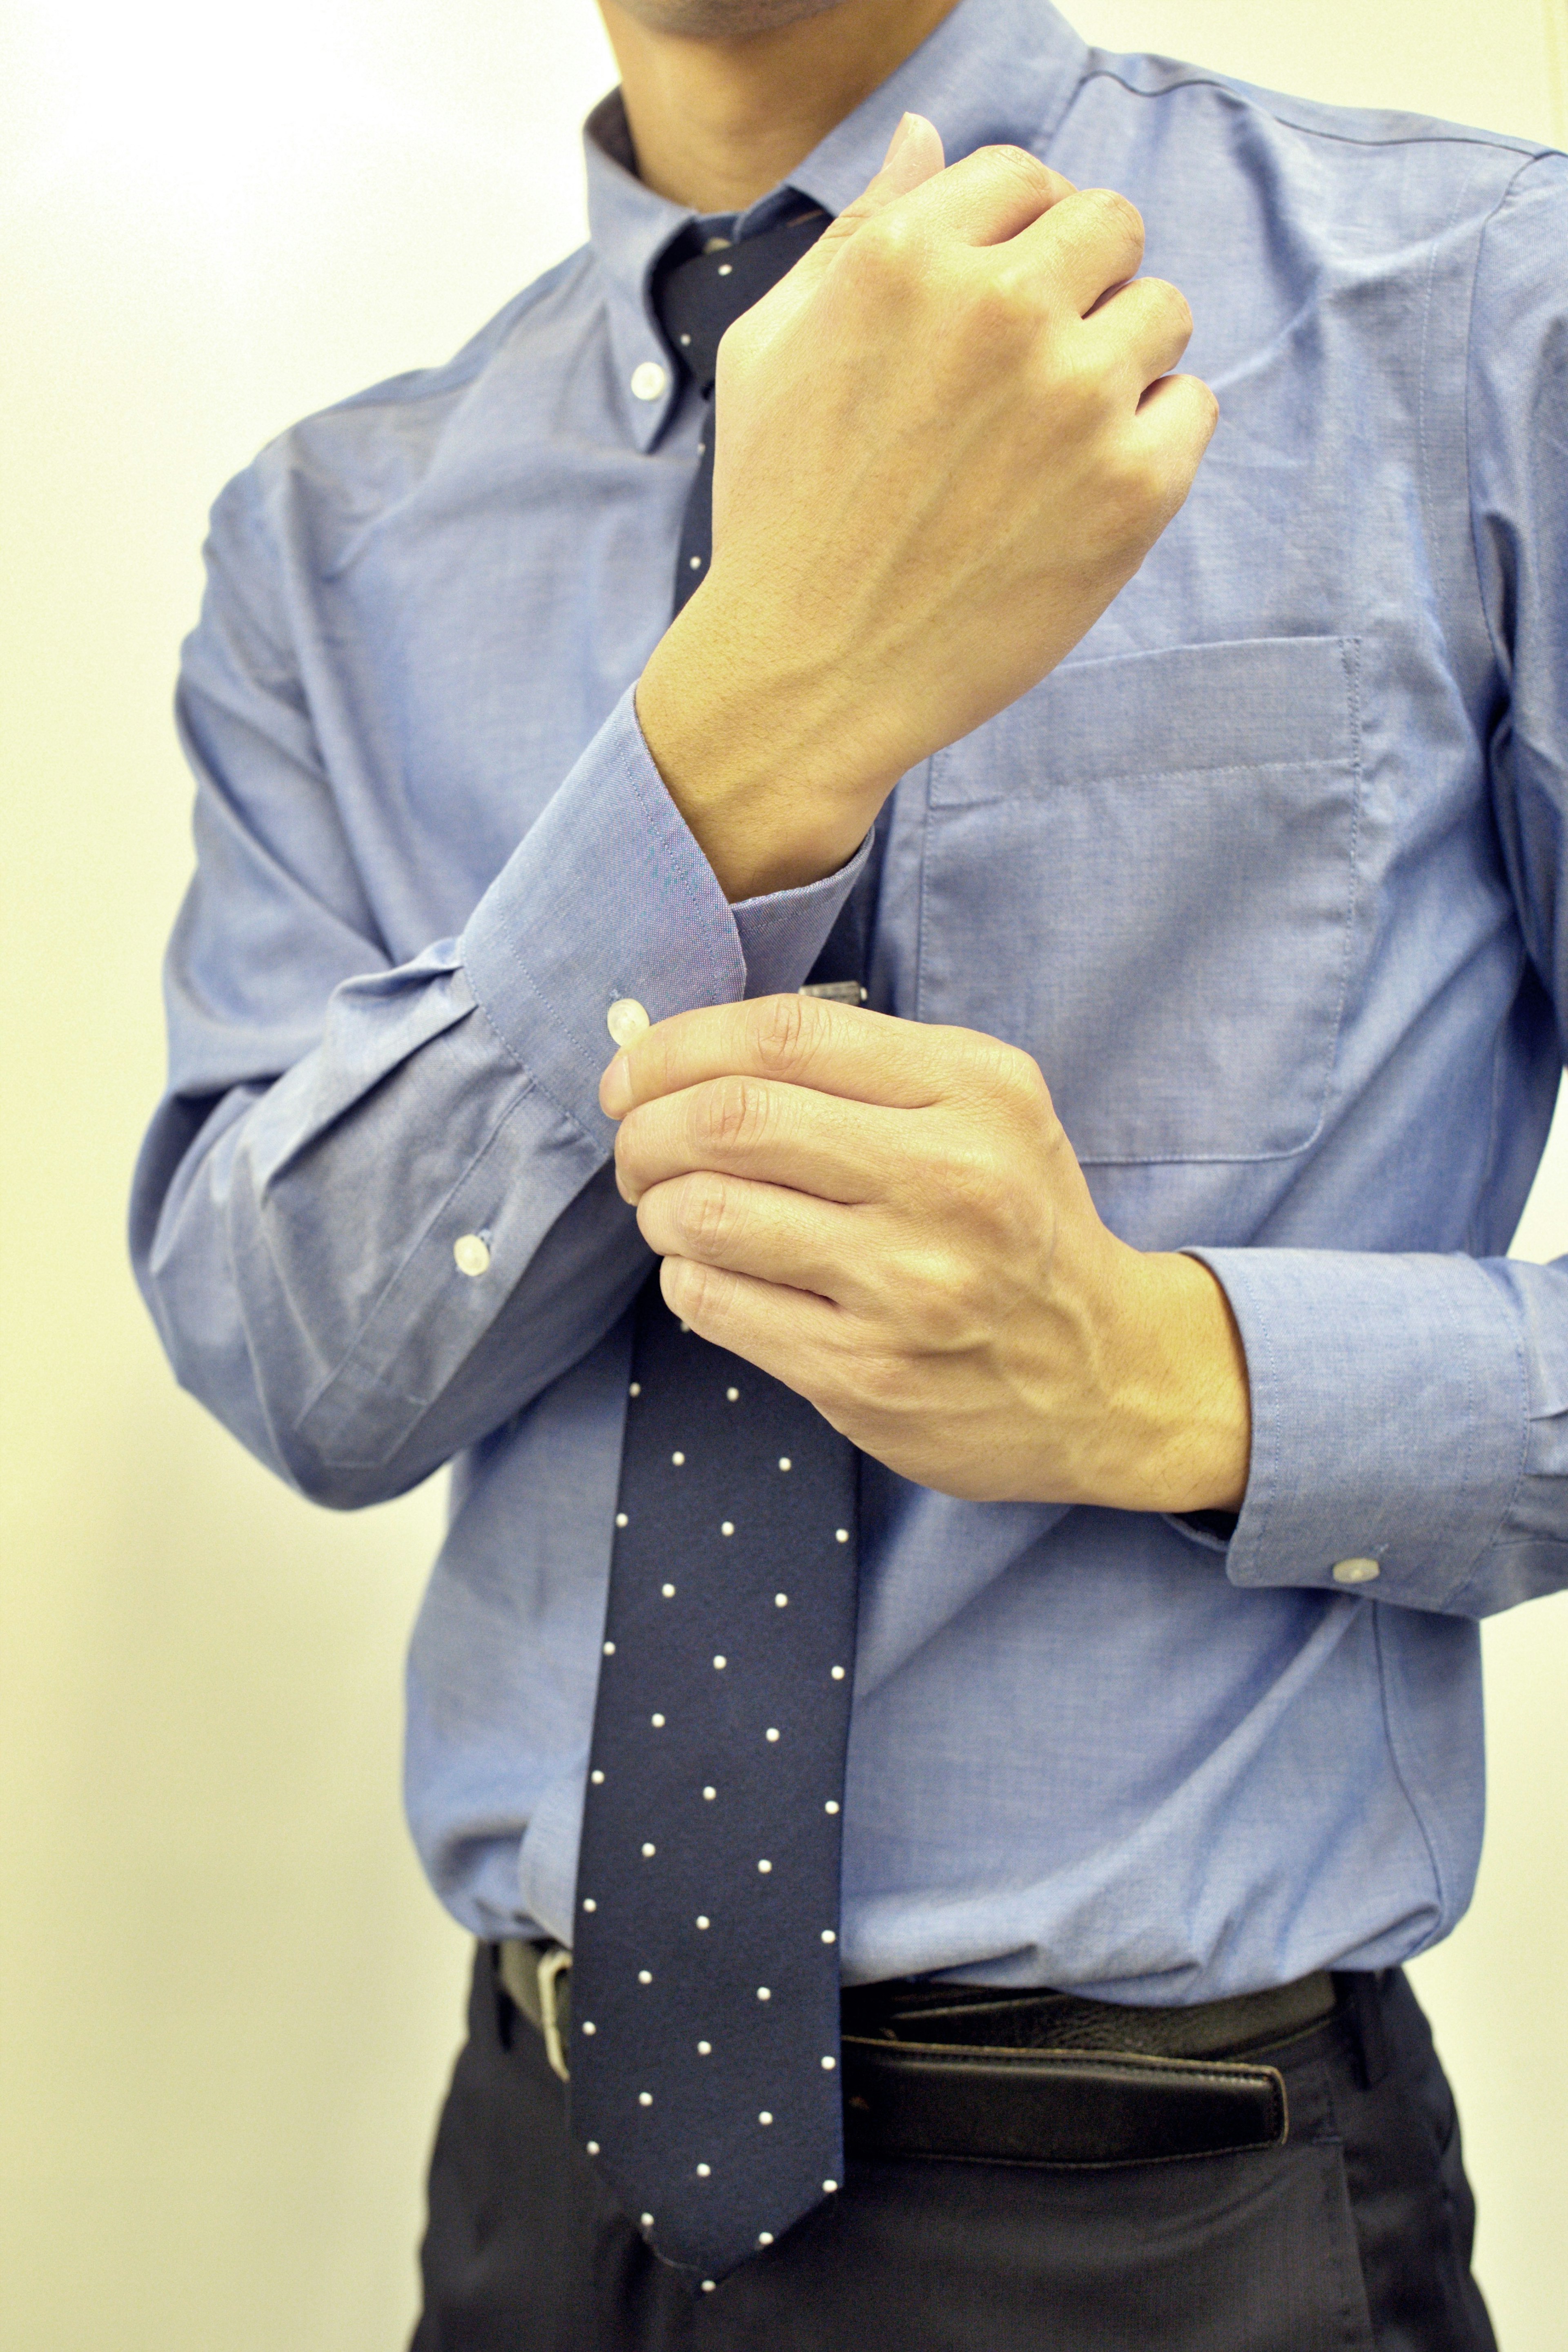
[600,994,944,1120]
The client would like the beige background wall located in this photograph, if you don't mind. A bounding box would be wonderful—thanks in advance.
[3,2,1565,2345]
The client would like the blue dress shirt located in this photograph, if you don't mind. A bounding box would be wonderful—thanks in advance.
[133,0,1568,2002]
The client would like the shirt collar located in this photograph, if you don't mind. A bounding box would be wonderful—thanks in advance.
[584,0,1091,450]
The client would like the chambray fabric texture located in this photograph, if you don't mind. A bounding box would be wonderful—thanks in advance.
[132,0,1568,2002]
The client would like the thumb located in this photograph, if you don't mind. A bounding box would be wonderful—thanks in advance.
[793,113,946,279]
[867,111,947,203]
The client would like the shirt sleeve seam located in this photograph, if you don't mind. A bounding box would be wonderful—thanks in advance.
[1461,151,1562,687]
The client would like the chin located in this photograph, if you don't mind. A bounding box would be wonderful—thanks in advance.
[613,0,849,37]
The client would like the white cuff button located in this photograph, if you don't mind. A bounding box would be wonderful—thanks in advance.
[607,997,650,1047]
[630,362,667,402]
[453,1234,491,1278]
[1332,1556,1381,1586]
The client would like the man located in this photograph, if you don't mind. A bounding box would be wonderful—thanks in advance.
[130,0,1566,2341]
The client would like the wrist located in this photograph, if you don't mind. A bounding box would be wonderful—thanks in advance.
[1096,1244,1252,1515]
[637,586,900,900]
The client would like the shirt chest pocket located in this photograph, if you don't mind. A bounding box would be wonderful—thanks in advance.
[915,636,1362,1165]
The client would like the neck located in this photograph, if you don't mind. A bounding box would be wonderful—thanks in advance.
[597,0,961,214]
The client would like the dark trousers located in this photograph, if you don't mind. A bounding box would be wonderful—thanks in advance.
[411,1948,1497,2352]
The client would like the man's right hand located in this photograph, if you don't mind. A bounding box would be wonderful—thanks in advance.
[636,111,1217,902]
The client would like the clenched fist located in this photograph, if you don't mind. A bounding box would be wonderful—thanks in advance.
[601,995,1250,1513]
[638,113,1217,899]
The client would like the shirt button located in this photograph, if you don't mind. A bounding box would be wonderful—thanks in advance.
[630,361,667,402]
[607,997,650,1046]
[1332,1556,1381,1585]
[453,1233,491,1278]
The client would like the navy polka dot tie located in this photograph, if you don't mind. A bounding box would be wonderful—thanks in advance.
[569,206,865,2286]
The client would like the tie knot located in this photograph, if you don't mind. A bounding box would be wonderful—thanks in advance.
[653,207,829,395]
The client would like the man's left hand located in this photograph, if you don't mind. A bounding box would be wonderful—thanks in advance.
[601,995,1250,1513]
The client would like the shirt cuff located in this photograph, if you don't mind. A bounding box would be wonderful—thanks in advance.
[1188,1247,1528,1614]
[732,835,871,999]
[461,688,865,1140]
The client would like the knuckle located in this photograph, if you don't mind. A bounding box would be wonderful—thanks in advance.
[1148,277,1195,341]
[694,1073,770,1153]
[1081,185,1145,255]
[985,143,1055,201]
[844,205,921,290]
[674,1170,736,1256]
[751,990,813,1076]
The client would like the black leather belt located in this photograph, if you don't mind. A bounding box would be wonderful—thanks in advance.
[497,1941,1336,2169]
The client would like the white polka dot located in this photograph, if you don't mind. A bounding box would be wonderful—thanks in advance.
[586,2140,600,2155]
[821,2054,836,2069]
[713,1655,727,1670]
[641,2212,654,2227]
[721,1521,735,1536]
[639,2091,653,2107]
[775,1593,788,1608]
[629,1382,641,1397]
[835,1529,849,1544]
[641,1842,656,1857]
[823,2178,838,2195]
[591,1769,605,1785]
[757,1986,771,2001]
[662,1582,676,1598]
[581,2021,597,2036]
[603,1641,616,1656]
[726,1387,739,1402]
[759,2112,773,2126]
[717,261,733,275]
[758,2229,774,2246]
[582,1897,597,1913]
[702,2282,716,2294]
[679,1321,690,1332]
[672,1450,686,1466]
[757,1858,772,1873]
[703,1785,717,1799]
[825,1800,840,1815]
[651,1713,666,1728]
[638,1969,652,1983]
[615,1512,628,1528]
[697,2040,712,2054]
[765,1728,780,1743]
[821,1928,836,1943]
[696,2162,711,2176]
[831,1665,846,1680]
[688,554,702,570]
[697,1915,710,1930]
[778,1457,792,1471]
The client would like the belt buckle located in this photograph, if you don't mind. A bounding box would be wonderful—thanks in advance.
[537,1946,572,2082]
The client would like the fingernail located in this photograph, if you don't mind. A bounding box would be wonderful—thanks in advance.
[881,112,914,168]
[600,1052,633,1119]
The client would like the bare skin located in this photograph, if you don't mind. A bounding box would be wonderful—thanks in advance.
[593,1,1252,1515]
